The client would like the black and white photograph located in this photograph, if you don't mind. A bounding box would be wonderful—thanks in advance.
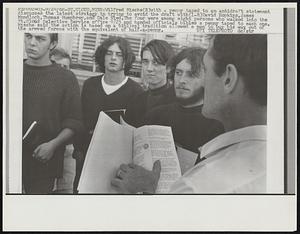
[21,32,268,194]
[3,2,297,232]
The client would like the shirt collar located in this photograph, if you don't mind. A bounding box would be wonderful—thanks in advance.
[101,75,128,95]
[199,125,267,159]
[177,103,203,113]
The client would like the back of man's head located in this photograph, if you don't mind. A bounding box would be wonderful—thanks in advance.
[50,47,71,60]
[50,47,71,69]
[210,34,267,106]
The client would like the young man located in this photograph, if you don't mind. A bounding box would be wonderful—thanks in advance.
[111,34,267,194]
[72,36,143,193]
[144,47,224,153]
[124,39,176,127]
[50,47,72,70]
[23,33,83,194]
[49,47,77,193]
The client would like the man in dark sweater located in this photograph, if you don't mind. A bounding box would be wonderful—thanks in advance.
[23,33,83,194]
[72,37,143,193]
[124,39,177,127]
[145,47,224,153]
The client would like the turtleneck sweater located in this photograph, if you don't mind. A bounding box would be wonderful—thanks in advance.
[124,81,176,127]
[145,103,224,153]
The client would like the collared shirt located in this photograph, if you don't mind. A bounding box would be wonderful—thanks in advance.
[169,125,267,193]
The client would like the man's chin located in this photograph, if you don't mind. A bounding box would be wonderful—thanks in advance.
[107,67,122,72]
[177,96,193,106]
[27,55,39,60]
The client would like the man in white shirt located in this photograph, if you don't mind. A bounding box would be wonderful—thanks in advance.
[111,34,267,194]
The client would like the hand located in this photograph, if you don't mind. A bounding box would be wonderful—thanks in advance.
[32,141,56,163]
[111,160,161,194]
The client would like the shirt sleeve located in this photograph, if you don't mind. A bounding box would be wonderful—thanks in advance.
[168,177,195,193]
[72,79,91,153]
[60,71,84,134]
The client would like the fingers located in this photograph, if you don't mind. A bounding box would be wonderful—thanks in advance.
[111,178,131,194]
[111,178,130,194]
[32,145,41,158]
[128,163,136,169]
[152,160,161,174]
[116,169,126,179]
[32,145,47,163]
[120,164,129,172]
[111,178,122,187]
[117,163,136,179]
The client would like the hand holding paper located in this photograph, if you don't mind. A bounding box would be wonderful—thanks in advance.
[111,160,161,194]
[78,112,181,193]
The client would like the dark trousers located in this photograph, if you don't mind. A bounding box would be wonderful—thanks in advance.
[23,177,55,194]
[73,157,85,194]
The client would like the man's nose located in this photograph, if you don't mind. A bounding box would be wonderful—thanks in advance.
[111,52,117,60]
[146,62,154,71]
[29,37,38,46]
[179,74,188,83]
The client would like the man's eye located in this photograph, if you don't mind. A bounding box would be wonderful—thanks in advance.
[106,51,113,55]
[116,52,123,57]
[175,70,182,76]
[153,60,163,66]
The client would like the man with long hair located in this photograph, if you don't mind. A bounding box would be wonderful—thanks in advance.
[73,36,143,193]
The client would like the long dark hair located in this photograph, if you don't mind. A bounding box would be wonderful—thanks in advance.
[94,36,136,75]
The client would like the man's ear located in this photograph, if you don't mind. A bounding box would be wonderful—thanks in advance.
[50,41,58,51]
[223,64,238,94]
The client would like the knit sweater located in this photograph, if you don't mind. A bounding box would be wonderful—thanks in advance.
[23,62,83,178]
[75,74,144,151]
[145,103,224,153]
[124,82,176,127]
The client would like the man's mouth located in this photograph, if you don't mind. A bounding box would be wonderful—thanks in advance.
[176,87,189,91]
[27,49,37,54]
